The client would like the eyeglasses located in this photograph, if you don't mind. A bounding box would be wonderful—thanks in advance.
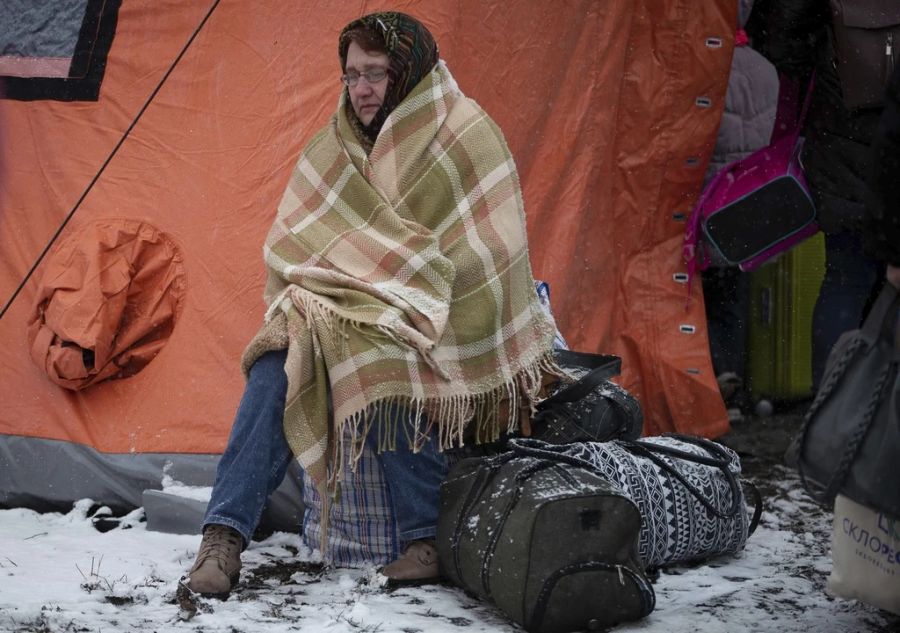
[341,68,388,87]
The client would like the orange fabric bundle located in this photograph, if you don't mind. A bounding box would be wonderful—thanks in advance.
[27,219,186,390]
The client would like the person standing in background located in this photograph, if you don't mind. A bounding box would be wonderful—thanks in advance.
[702,0,779,421]
[759,0,892,390]
[865,61,900,295]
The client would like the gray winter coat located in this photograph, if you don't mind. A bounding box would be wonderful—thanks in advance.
[703,0,779,185]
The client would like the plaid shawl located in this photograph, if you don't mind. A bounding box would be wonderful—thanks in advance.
[261,61,557,497]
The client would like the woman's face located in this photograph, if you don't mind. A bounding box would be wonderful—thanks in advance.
[345,41,390,126]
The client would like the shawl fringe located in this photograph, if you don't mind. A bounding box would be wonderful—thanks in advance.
[332,348,561,486]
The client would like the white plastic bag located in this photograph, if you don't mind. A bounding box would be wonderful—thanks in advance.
[828,494,900,615]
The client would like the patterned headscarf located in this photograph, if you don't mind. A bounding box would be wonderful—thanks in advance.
[339,12,439,146]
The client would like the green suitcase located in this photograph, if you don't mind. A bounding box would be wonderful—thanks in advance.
[746,232,826,401]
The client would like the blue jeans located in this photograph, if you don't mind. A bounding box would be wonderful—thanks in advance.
[811,231,880,390]
[203,349,447,547]
[365,411,448,543]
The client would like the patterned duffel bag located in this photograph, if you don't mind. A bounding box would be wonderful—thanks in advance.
[506,435,762,569]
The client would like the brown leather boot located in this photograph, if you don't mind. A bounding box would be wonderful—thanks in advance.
[185,524,243,598]
[380,538,440,587]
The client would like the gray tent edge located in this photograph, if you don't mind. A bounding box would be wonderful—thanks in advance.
[0,434,304,537]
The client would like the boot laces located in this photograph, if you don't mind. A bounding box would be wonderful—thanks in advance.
[197,526,240,568]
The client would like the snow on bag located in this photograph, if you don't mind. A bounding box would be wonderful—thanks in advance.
[437,448,655,633]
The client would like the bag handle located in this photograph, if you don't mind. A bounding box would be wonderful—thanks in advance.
[622,435,743,520]
[538,351,622,406]
[741,479,763,536]
[798,356,894,505]
[683,167,722,300]
[771,72,816,143]
[860,282,900,343]
[620,436,761,530]
[554,349,622,379]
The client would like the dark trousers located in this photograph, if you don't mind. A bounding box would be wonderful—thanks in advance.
[702,266,750,378]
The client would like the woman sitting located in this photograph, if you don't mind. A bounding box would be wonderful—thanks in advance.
[183,11,560,598]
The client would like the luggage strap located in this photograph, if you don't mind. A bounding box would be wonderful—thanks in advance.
[540,350,622,404]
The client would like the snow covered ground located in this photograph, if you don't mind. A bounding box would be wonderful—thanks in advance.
[1,414,898,633]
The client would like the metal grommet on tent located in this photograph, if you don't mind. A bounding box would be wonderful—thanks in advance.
[705,37,723,49]
[673,273,689,284]
[695,96,712,108]
[679,324,696,334]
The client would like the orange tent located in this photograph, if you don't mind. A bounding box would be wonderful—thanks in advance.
[0,1,732,512]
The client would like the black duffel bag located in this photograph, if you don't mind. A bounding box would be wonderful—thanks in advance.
[437,449,656,633]
[531,349,643,444]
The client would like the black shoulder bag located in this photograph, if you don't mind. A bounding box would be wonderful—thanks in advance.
[531,349,643,443]
[791,282,900,516]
